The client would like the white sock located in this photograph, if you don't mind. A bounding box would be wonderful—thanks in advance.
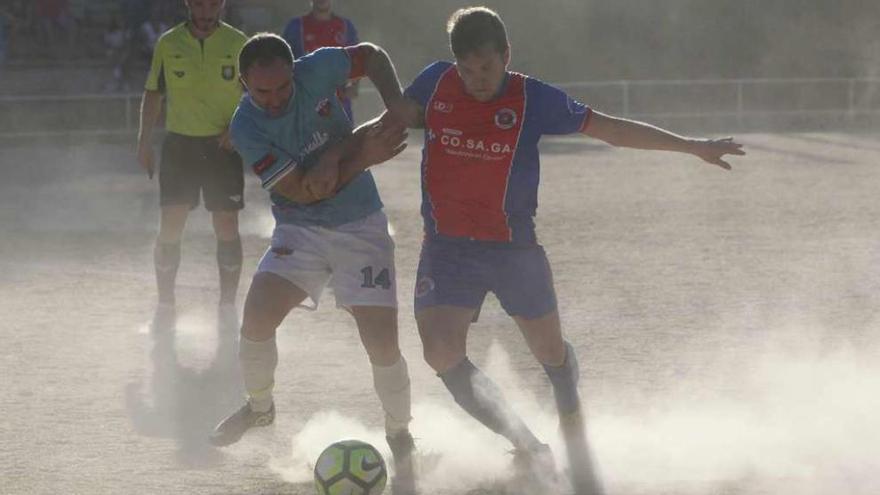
[372,356,412,436]
[239,336,277,413]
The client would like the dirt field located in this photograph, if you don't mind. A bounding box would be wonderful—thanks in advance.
[2,132,879,494]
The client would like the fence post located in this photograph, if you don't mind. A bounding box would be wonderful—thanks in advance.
[736,80,744,130]
[847,78,856,124]
[125,94,132,132]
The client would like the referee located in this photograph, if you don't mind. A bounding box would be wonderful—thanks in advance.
[136,0,247,332]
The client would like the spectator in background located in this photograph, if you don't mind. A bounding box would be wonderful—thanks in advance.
[124,0,150,31]
[3,0,32,62]
[282,0,359,121]
[0,4,13,66]
[34,0,76,56]
[103,14,130,91]
[155,0,185,25]
[138,4,169,62]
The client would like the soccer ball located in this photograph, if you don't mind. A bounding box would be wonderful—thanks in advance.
[314,439,387,495]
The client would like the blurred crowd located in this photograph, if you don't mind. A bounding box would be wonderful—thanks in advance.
[0,0,266,91]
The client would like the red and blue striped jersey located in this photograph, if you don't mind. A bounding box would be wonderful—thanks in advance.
[282,13,359,59]
[404,61,592,245]
[282,14,359,120]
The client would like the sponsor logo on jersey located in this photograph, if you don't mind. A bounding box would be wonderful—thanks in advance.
[221,65,235,81]
[415,277,435,298]
[433,101,453,113]
[301,131,330,157]
[438,134,514,154]
[494,108,517,130]
[315,98,332,117]
[252,153,277,175]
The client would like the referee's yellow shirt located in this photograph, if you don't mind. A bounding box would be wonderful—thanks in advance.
[145,22,247,137]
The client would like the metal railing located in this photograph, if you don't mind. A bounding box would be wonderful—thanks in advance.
[1,77,879,139]
[554,77,880,126]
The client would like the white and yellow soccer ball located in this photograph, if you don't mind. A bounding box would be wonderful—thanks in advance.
[314,439,387,495]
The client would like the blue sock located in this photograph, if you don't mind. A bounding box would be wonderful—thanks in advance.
[440,357,540,449]
[543,341,581,415]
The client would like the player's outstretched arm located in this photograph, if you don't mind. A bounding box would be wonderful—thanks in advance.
[583,110,746,170]
[302,118,408,200]
[136,90,164,178]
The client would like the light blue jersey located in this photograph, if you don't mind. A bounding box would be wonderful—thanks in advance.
[230,47,382,227]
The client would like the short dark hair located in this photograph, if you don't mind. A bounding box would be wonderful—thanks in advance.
[239,33,293,77]
[447,7,508,58]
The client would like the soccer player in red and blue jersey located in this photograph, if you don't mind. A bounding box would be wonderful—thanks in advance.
[386,7,745,494]
[282,0,360,121]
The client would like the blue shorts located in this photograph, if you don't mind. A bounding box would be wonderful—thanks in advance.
[414,239,557,319]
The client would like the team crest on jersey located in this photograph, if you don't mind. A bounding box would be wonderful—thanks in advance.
[334,32,345,44]
[252,153,277,175]
[221,65,235,81]
[414,277,435,298]
[494,108,517,130]
[315,98,332,117]
[433,101,453,113]
[305,34,315,42]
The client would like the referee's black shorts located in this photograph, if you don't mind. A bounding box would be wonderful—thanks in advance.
[159,132,244,211]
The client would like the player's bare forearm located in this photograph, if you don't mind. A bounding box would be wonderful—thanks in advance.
[272,168,320,204]
[273,134,365,205]
[311,135,368,198]
[583,111,692,152]
[301,120,408,201]
[380,98,424,129]
[137,90,163,145]
[335,130,371,185]
[360,44,406,114]
[583,110,745,169]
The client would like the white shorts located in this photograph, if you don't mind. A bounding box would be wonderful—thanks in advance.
[257,210,397,310]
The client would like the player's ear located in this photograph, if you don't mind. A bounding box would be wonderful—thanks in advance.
[502,46,511,68]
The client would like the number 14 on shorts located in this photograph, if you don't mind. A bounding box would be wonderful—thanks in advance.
[361,266,392,289]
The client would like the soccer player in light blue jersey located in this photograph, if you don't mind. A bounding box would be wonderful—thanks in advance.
[209,33,417,494]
